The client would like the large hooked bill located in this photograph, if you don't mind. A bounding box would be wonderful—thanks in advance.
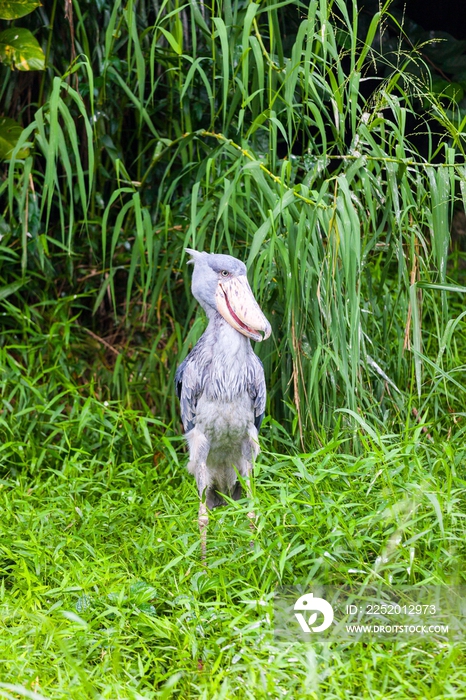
[215,275,272,341]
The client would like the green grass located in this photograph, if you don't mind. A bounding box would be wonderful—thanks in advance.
[1,373,465,698]
[1,293,466,698]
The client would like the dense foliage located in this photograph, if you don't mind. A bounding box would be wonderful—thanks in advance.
[1,0,465,448]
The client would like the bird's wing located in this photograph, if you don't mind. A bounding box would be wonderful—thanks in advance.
[248,353,267,432]
[175,343,206,433]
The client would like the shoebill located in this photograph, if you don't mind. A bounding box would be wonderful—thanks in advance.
[175,249,271,558]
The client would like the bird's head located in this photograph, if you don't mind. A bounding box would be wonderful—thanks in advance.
[185,248,271,342]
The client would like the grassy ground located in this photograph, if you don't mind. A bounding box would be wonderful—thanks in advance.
[1,373,465,698]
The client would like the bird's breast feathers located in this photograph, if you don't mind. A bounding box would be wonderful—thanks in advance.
[175,314,266,434]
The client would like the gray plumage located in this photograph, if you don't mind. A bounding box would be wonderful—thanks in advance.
[175,249,271,543]
[175,313,266,433]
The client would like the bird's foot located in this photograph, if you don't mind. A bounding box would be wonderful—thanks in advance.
[200,536,207,563]
[199,504,208,563]
[248,510,256,548]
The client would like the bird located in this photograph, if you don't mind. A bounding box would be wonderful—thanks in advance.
[175,248,271,558]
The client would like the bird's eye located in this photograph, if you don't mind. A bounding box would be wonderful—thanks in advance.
[221,270,230,277]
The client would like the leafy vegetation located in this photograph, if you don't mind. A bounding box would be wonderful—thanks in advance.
[1,0,466,695]
[1,348,465,696]
[1,0,465,444]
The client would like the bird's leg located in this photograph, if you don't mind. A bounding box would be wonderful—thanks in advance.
[199,499,208,562]
[187,428,211,561]
[245,460,256,538]
[196,462,209,562]
[244,430,260,543]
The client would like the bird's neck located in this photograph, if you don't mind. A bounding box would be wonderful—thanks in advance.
[207,312,250,360]
[201,314,251,401]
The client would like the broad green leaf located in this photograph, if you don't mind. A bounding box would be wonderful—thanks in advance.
[418,282,466,294]
[0,116,29,158]
[0,0,40,20]
[158,27,181,55]
[0,27,45,70]
[0,279,26,300]
[356,12,379,71]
